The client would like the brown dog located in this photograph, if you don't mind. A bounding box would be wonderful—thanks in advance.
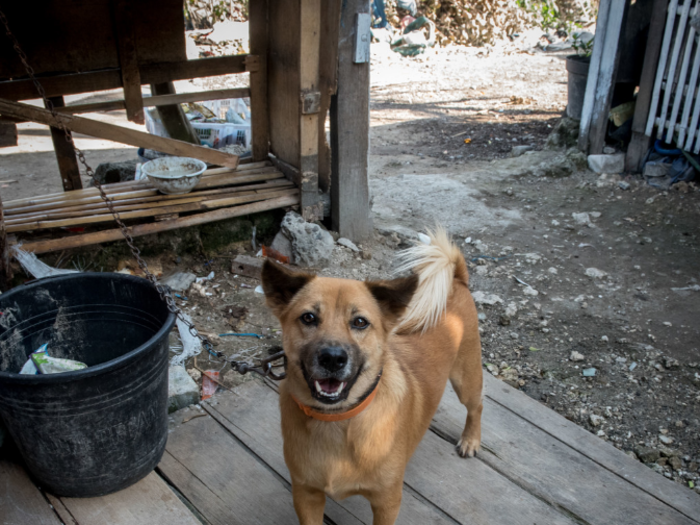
[262,229,482,525]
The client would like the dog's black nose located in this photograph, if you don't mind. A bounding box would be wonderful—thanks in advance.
[318,347,348,373]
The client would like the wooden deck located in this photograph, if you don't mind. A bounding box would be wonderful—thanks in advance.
[3,373,700,525]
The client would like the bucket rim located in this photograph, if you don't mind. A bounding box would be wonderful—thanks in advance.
[0,273,176,384]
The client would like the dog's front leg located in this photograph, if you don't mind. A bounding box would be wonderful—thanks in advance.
[292,482,326,524]
[367,483,403,525]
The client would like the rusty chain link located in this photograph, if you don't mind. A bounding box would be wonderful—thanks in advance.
[0,9,286,380]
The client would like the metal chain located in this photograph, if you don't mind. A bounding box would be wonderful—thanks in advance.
[0,10,286,379]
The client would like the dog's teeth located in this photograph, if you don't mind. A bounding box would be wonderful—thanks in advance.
[315,381,323,394]
[337,382,345,395]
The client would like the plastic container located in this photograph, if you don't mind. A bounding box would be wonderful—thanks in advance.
[0,273,175,497]
[190,121,250,149]
[144,105,251,150]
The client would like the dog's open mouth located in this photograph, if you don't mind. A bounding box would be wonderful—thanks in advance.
[314,378,347,399]
[301,362,364,405]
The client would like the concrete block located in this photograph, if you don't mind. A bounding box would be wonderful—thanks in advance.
[168,365,200,413]
[643,161,671,178]
[231,254,263,279]
[162,272,196,292]
[587,154,625,174]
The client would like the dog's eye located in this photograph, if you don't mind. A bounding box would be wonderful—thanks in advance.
[352,317,370,330]
[300,312,318,326]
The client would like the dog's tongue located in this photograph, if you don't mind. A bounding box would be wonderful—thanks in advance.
[318,378,341,393]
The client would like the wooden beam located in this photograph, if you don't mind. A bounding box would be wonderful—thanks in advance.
[299,0,323,221]
[18,193,299,254]
[317,0,342,194]
[0,55,250,102]
[46,96,82,191]
[582,1,629,154]
[578,0,611,152]
[249,0,270,162]
[331,0,373,241]
[112,0,144,125]
[0,98,239,169]
[626,0,671,172]
[0,194,12,292]
[150,82,200,144]
[7,89,252,122]
[0,118,18,147]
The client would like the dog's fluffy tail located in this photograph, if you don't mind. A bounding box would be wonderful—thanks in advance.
[394,227,468,333]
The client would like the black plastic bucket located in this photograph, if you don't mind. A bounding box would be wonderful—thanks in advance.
[566,55,590,120]
[0,273,175,497]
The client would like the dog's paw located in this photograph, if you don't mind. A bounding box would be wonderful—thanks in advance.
[456,437,479,458]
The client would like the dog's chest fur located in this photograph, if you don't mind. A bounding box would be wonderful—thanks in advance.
[280,380,409,499]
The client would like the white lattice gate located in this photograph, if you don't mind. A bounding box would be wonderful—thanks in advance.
[646,0,700,153]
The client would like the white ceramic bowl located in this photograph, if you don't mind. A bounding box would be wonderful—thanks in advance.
[142,157,207,195]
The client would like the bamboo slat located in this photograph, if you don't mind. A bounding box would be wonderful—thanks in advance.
[7,181,294,223]
[7,188,296,233]
[18,193,300,254]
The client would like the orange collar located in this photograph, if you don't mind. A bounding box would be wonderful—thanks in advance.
[291,372,382,422]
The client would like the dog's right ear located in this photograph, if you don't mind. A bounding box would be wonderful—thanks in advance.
[261,260,314,315]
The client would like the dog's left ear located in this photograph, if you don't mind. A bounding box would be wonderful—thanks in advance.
[261,260,314,316]
[365,274,419,324]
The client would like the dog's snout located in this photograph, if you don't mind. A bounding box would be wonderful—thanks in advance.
[318,347,348,373]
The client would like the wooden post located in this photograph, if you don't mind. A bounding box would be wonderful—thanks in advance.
[46,96,83,191]
[0,119,18,147]
[150,82,200,144]
[317,0,342,193]
[331,0,372,241]
[249,0,270,162]
[626,0,670,172]
[0,194,12,292]
[579,0,629,154]
[112,0,145,125]
[298,0,323,222]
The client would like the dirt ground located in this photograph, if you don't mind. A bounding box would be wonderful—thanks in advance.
[2,37,699,492]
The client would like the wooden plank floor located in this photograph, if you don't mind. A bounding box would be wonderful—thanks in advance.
[2,374,699,525]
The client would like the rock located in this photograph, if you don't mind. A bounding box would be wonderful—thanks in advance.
[472,291,504,306]
[499,302,518,325]
[337,237,360,252]
[689,461,698,472]
[162,272,197,292]
[281,211,335,267]
[657,457,668,467]
[659,434,675,445]
[643,161,671,178]
[589,414,603,427]
[377,225,423,248]
[587,153,625,174]
[582,367,597,377]
[168,365,200,413]
[523,286,539,296]
[618,181,631,190]
[570,351,585,362]
[270,231,293,260]
[501,368,518,382]
[635,446,660,463]
[530,154,575,178]
[565,147,588,170]
[91,159,139,186]
[509,145,534,157]
[545,118,579,149]
[663,356,680,369]
[585,267,608,278]
[188,368,202,382]
[486,363,499,376]
[668,456,683,471]
[572,212,591,226]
